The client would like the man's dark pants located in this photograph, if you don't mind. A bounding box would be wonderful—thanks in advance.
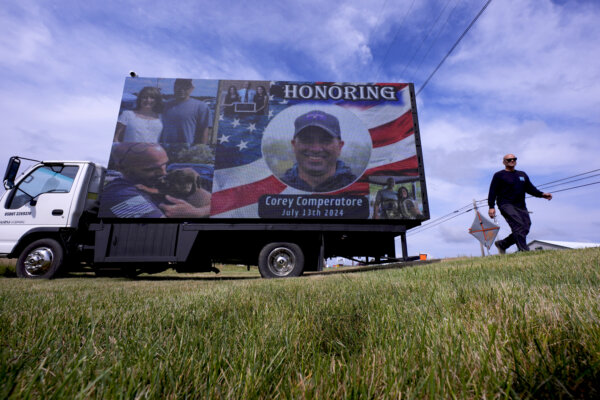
[497,204,531,251]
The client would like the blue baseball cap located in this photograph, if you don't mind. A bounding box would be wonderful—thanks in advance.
[294,110,341,139]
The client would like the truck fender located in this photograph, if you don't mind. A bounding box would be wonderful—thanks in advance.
[8,227,65,259]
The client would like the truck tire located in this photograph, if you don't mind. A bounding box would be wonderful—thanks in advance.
[16,238,64,279]
[258,242,304,278]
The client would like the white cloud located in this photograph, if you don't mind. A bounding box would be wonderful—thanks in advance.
[437,0,600,121]
[0,92,117,165]
[0,17,51,65]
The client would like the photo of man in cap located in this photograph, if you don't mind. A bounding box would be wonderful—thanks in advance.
[281,110,357,192]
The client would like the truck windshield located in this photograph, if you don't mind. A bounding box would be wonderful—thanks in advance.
[6,165,79,209]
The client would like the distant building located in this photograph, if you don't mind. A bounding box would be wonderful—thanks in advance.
[528,240,600,251]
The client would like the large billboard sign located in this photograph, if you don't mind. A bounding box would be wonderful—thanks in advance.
[99,77,428,221]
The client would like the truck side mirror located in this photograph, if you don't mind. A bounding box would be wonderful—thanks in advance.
[3,157,21,190]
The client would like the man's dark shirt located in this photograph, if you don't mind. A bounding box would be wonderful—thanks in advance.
[282,160,357,192]
[488,170,543,210]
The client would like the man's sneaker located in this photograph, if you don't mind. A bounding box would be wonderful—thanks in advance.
[494,241,506,255]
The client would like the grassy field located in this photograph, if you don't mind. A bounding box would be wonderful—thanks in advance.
[1,248,599,399]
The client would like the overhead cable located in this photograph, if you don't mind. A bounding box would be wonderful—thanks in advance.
[363,0,390,74]
[419,203,473,226]
[537,168,600,189]
[399,0,455,79]
[407,208,473,236]
[537,173,600,191]
[410,0,461,83]
[373,0,417,81]
[416,0,494,96]
[537,180,600,195]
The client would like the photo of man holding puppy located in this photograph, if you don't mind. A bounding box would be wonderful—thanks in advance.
[100,142,211,218]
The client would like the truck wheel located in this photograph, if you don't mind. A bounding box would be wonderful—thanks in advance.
[258,242,304,278]
[16,238,64,279]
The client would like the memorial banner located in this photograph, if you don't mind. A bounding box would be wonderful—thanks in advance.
[99,78,427,221]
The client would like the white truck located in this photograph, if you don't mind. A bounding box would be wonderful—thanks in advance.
[0,77,429,279]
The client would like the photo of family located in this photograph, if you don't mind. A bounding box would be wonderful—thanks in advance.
[217,80,270,117]
[113,77,218,146]
[370,176,424,220]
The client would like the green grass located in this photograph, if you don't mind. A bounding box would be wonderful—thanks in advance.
[1,248,599,399]
[0,258,16,277]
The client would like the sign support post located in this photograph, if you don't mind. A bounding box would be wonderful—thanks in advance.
[473,199,485,257]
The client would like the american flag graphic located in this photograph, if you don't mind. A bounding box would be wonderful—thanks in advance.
[210,82,419,218]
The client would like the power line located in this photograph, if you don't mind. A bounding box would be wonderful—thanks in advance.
[408,208,473,236]
[537,173,600,191]
[408,201,479,234]
[363,0,390,62]
[539,180,600,194]
[537,168,600,189]
[407,200,476,233]
[373,0,417,81]
[416,0,494,96]
[398,0,455,79]
[410,0,461,83]
[411,211,471,234]
[415,203,473,228]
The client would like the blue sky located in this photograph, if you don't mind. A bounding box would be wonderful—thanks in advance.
[1,0,599,258]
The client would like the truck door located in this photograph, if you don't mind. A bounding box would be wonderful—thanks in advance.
[0,164,81,254]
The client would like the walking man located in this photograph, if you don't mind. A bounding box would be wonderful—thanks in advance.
[488,154,552,253]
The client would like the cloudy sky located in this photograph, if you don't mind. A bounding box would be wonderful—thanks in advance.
[1,0,598,258]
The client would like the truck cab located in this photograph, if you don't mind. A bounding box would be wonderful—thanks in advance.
[0,158,103,277]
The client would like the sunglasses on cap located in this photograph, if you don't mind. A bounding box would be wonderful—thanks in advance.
[504,157,517,162]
